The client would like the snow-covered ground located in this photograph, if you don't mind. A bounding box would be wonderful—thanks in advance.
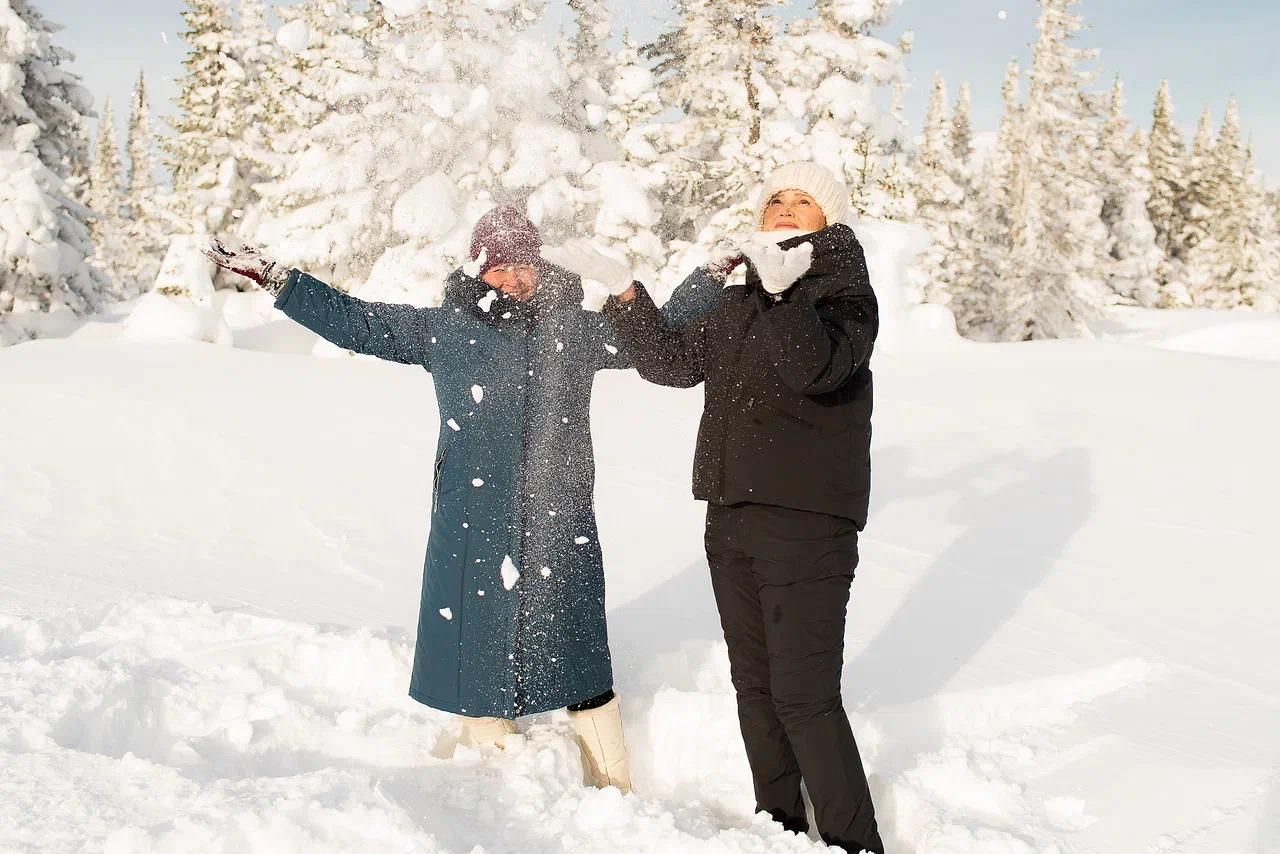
[2,303,1279,853]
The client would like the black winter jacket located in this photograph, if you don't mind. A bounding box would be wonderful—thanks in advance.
[603,223,878,527]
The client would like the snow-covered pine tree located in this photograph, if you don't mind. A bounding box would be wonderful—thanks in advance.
[1147,79,1189,304]
[1236,146,1280,310]
[951,81,974,183]
[997,0,1108,340]
[580,28,667,286]
[1212,100,1256,307]
[1180,105,1218,298]
[556,0,615,218]
[1114,128,1163,306]
[939,79,982,324]
[255,0,374,157]
[166,0,276,250]
[126,72,153,211]
[564,0,612,91]
[250,1,389,284]
[905,73,965,306]
[88,99,122,224]
[121,70,166,292]
[0,0,101,315]
[65,111,90,203]
[165,0,236,195]
[952,59,1023,338]
[645,0,789,242]
[558,0,613,150]
[1097,78,1160,306]
[773,0,911,221]
[86,98,130,293]
[229,0,279,174]
[605,36,664,152]
[1192,100,1275,309]
[253,0,604,306]
[5,0,89,181]
[1265,185,1280,308]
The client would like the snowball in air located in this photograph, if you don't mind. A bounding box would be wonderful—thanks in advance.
[439,607,453,620]
[471,385,484,403]
[472,478,484,487]
[276,20,310,53]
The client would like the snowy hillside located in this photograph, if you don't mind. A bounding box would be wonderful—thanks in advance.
[2,305,1278,853]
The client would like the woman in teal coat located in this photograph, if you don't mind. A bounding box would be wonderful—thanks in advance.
[206,207,717,791]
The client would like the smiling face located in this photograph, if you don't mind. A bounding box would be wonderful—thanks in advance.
[761,189,827,232]
[481,264,540,302]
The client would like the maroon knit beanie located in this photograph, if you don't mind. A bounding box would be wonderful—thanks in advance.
[469,206,542,276]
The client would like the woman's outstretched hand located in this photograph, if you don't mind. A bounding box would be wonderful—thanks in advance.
[740,237,813,296]
[541,240,635,301]
[203,239,290,296]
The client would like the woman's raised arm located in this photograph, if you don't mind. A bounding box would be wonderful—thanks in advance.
[205,240,435,367]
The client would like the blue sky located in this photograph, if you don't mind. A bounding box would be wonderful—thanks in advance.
[37,0,1280,185]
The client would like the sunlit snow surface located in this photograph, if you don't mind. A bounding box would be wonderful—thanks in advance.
[1,300,1278,852]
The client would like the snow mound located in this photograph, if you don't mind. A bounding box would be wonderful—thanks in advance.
[1147,315,1280,361]
[851,220,933,355]
[1,597,860,853]
[123,236,231,346]
[898,303,965,351]
[124,293,233,346]
[1100,306,1280,362]
[3,328,1279,851]
[0,307,84,346]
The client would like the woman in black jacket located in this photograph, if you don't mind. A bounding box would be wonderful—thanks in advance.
[543,161,884,853]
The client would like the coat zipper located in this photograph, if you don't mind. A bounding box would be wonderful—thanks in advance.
[718,304,758,503]
[511,328,536,716]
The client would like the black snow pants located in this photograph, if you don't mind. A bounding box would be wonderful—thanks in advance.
[705,502,883,854]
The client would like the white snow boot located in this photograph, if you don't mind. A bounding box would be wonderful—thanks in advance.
[568,695,632,793]
[459,715,518,749]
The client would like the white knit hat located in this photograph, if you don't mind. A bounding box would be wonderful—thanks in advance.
[755,161,850,228]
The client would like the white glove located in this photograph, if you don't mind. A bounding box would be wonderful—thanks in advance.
[540,239,633,296]
[740,236,813,296]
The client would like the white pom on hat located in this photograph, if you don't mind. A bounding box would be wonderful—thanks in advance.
[755,161,850,228]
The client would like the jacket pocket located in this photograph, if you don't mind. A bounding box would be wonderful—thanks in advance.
[433,447,447,512]
[753,398,820,433]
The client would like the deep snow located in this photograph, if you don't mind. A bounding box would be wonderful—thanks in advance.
[2,302,1279,852]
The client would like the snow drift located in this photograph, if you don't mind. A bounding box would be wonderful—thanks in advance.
[1,303,1278,852]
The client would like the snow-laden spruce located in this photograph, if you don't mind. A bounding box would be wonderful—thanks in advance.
[0,0,101,316]
[249,0,659,310]
[1097,77,1161,308]
[166,0,277,246]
